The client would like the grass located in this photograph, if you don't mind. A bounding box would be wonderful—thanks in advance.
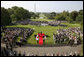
[17,36,21,42]
[6,19,81,45]
[31,19,54,21]
[3,18,83,56]
[6,22,81,45]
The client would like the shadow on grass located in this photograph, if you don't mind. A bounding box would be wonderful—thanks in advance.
[20,43,82,47]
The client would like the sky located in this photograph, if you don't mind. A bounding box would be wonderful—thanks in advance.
[1,1,83,13]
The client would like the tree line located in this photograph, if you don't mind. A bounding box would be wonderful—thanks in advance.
[1,6,38,26]
[45,10,83,23]
[1,6,83,26]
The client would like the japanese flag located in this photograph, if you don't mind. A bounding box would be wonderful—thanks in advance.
[36,35,39,40]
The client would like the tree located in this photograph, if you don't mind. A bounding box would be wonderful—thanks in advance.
[30,12,36,19]
[1,7,11,26]
[66,16,73,23]
[78,10,83,31]
[76,15,83,22]
[70,11,78,21]
[35,13,40,19]
[62,11,69,17]
[54,11,70,21]
[44,13,50,19]
[48,12,56,19]
[7,6,31,22]
[79,10,83,15]
[80,19,83,31]
[14,7,31,21]
[10,14,17,22]
[55,13,66,21]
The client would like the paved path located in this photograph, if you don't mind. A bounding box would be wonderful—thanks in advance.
[13,44,82,56]
[1,43,6,48]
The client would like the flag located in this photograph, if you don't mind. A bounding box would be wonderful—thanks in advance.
[36,35,39,40]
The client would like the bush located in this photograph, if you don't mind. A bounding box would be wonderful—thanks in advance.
[1,7,11,26]
[76,15,83,23]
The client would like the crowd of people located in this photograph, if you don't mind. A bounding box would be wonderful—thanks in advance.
[13,19,67,27]
[14,19,48,26]
[13,19,31,25]
[1,46,81,56]
[1,26,83,56]
[1,27,34,47]
[29,21,48,26]
[53,27,82,45]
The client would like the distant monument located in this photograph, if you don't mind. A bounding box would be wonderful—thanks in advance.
[34,3,36,13]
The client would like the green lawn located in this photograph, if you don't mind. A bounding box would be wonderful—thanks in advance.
[31,19,54,21]
[4,19,83,55]
[6,22,81,45]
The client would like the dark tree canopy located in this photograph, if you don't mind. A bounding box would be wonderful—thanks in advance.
[1,7,11,26]
[55,13,66,21]
[78,10,83,15]
[30,12,38,19]
[76,15,83,22]
[7,6,31,22]
[70,11,78,21]
[48,12,56,19]
[1,6,83,27]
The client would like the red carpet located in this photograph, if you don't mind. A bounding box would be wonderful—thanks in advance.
[39,37,43,45]
[38,33,45,45]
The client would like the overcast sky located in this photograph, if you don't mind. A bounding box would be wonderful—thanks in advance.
[1,1,83,13]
